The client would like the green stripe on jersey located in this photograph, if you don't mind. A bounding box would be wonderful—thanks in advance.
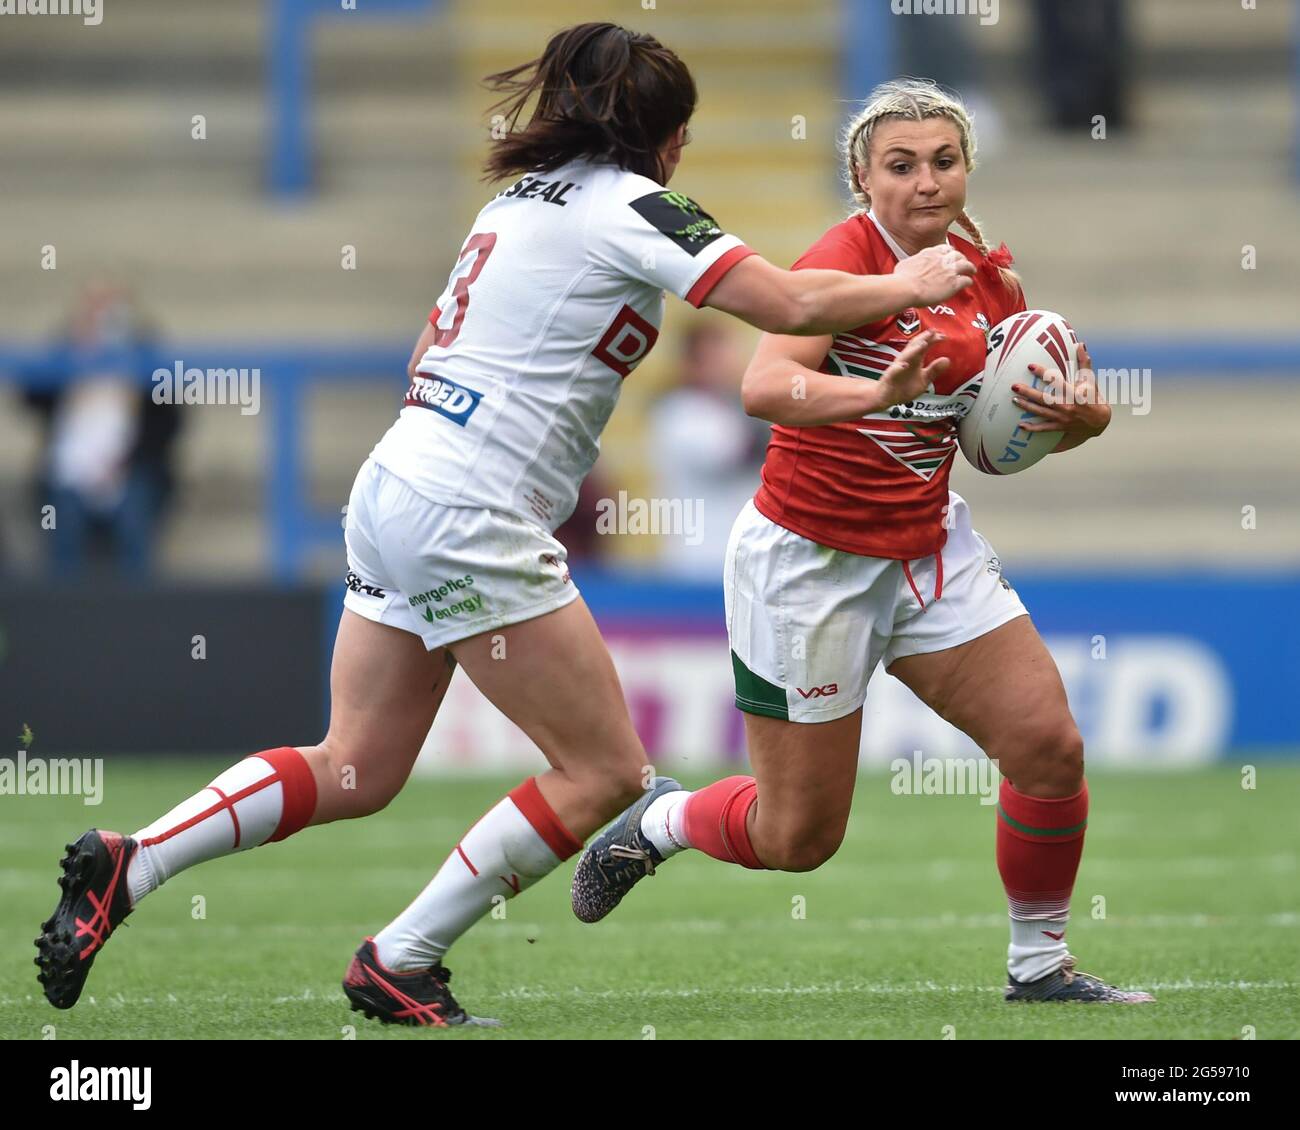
[731,650,789,721]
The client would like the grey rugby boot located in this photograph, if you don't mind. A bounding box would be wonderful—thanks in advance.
[570,777,684,924]
[1005,955,1156,1003]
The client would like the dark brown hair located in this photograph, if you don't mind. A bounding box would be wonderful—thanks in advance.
[481,22,697,185]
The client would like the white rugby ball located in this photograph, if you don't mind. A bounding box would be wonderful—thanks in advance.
[958,309,1079,476]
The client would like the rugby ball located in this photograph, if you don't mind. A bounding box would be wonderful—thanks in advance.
[958,309,1079,475]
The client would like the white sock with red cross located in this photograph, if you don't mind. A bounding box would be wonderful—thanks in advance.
[124,747,317,907]
[373,777,583,970]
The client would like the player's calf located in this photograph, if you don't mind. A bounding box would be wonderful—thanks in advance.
[748,825,843,872]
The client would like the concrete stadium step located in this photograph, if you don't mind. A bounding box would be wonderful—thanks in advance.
[1135,0,1289,50]
[0,1,457,87]
[917,0,1289,77]
[983,72,1290,151]
[453,0,838,53]
[965,132,1299,332]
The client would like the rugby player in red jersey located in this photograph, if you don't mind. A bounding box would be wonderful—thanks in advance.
[34,30,977,1025]
[574,78,1154,1004]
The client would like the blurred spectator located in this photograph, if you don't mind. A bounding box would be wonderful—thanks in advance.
[648,323,768,581]
[555,464,616,565]
[18,283,182,579]
[1032,0,1129,133]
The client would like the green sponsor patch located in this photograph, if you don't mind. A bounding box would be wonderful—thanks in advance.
[628,191,725,257]
[420,592,485,623]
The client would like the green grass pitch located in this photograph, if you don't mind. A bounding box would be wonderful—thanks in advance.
[3,760,1297,1040]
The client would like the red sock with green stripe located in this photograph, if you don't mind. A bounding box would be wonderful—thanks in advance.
[996,778,1088,983]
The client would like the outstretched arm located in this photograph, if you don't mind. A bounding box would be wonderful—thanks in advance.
[703,246,975,336]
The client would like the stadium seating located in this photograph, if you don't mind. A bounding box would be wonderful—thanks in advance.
[0,0,1295,576]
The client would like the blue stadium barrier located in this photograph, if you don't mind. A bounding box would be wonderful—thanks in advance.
[268,0,443,198]
[2,337,1298,579]
[841,0,895,115]
[3,342,400,580]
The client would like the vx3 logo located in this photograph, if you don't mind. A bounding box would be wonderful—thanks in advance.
[796,683,839,699]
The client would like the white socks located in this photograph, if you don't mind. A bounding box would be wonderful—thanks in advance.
[123,763,581,977]
[1007,905,1071,983]
[126,748,316,907]
[640,790,692,859]
[374,781,580,971]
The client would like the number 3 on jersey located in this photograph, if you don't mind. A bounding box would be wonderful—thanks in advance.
[432,233,497,348]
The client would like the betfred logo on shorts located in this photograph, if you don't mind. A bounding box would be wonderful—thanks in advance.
[797,683,839,699]
[404,373,482,426]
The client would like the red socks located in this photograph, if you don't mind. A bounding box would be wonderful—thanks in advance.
[682,775,765,869]
[996,778,1088,917]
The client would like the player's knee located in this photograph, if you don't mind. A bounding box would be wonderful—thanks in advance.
[573,754,645,811]
[1035,719,1084,793]
[312,738,405,819]
[998,716,1084,796]
[759,826,844,873]
[347,783,402,819]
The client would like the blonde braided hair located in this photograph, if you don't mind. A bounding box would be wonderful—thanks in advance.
[842,77,1018,290]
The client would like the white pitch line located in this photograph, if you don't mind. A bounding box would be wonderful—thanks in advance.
[488,980,1296,1001]
[2,913,1295,944]
[846,913,1300,930]
[1,979,1292,1011]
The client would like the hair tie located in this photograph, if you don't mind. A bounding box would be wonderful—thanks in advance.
[984,242,1014,269]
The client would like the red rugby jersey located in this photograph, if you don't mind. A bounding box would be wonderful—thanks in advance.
[752,212,1026,559]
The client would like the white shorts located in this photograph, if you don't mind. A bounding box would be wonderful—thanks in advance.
[724,492,1027,723]
[343,458,579,650]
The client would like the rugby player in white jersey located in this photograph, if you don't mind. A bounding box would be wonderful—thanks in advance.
[34,25,977,1025]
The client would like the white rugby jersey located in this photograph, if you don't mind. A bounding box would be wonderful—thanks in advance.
[369,158,755,531]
